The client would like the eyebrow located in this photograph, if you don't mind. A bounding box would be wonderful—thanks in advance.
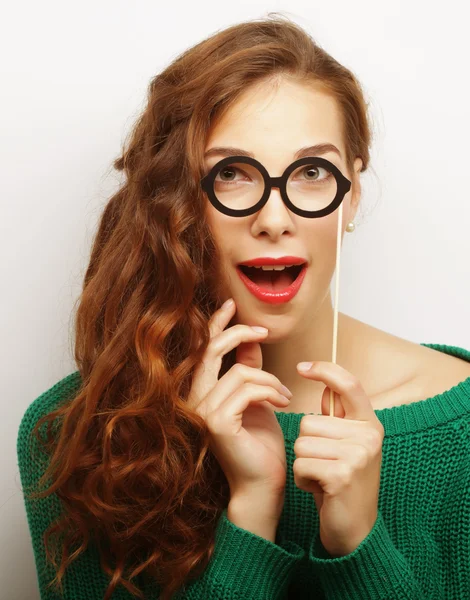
[203,143,342,161]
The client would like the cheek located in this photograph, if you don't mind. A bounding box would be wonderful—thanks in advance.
[204,209,240,277]
[314,199,352,250]
[205,203,245,251]
[305,214,338,250]
[304,218,342,279]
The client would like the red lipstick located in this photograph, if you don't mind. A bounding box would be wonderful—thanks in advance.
[238,256,307,267]
[236,263,308,305]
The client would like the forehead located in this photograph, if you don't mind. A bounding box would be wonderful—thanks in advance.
[205,79,345,162]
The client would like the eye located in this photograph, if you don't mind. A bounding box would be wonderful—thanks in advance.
[215,166,246,183]
[294,165,332,183]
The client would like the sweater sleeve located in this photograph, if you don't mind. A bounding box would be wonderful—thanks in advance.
[308,510,426,599]
[175,508,306,599]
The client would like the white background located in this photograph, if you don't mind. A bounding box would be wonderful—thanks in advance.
[2,1,469,597]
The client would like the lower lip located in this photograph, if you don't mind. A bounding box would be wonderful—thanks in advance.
[236,264,308,305]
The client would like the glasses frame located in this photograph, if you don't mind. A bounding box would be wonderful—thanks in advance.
[200,155,351,218]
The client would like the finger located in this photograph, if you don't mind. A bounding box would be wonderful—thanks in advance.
[294,435,345,460]
[196,321,266,382]
[208,324,269,362]
[190,325,270,411]
[299,413,366,439]
[208,298,237,338]
[235,338,264,370]
[192,356,289,417]
[297,362,374,421]
[218,363,290,408]
[321,387,345,418]
[293,457,338,495]
[294,457,348,495]
[206,382,290,426]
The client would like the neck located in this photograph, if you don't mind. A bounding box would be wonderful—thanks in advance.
[259,297,362,410]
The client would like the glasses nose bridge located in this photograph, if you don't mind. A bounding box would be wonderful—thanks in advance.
[268,174,284,191]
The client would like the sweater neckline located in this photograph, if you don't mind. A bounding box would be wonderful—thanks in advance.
[275,343,470,437]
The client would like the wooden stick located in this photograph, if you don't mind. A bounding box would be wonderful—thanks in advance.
[329,201,343,416]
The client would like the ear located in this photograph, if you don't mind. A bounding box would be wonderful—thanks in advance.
[349,157,363,221]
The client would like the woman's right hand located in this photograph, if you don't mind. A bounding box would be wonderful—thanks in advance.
[187,299,292,500]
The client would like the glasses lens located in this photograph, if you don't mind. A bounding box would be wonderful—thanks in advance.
[212,162,264,211]
[211,162,337,213]
[287,163,337,212]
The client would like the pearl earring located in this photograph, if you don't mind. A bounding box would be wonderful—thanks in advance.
[346,221,355,233]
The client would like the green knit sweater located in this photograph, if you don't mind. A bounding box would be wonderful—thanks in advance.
[17,343,470,599]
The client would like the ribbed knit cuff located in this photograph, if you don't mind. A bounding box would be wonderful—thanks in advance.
[309,510,422,598]
[201,507,305,599]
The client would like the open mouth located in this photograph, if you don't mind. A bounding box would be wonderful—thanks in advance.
[238,264,305,291]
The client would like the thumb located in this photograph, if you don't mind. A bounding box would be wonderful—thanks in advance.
[235,339,263,370]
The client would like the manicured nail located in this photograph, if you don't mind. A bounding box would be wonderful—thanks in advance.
[251,326,268,333]
[223,298,234,309]
[297,362,313,372]
[281,385,293,397]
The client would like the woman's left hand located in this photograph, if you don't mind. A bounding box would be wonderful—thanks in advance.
[293,361,385,557]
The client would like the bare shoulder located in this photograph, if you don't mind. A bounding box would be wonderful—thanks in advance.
[341,314,470,409]
[410,342,470,396]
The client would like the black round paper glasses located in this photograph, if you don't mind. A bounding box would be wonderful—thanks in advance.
[200,155,351,218]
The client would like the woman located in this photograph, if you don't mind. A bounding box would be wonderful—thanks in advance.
[17,14,470,600]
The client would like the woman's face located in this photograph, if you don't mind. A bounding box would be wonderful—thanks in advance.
[203,78,363,335]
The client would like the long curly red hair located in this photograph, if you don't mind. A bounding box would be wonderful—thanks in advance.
[25,12,372,600]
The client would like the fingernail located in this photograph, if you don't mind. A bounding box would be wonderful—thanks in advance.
[297,362,313,372]
[281,385,293,397]
[251,326,268,333]
[223,298,234,309]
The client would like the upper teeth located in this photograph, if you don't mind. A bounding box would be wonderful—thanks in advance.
[247,264,296,271]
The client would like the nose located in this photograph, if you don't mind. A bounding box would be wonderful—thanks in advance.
[253,181,294,234]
